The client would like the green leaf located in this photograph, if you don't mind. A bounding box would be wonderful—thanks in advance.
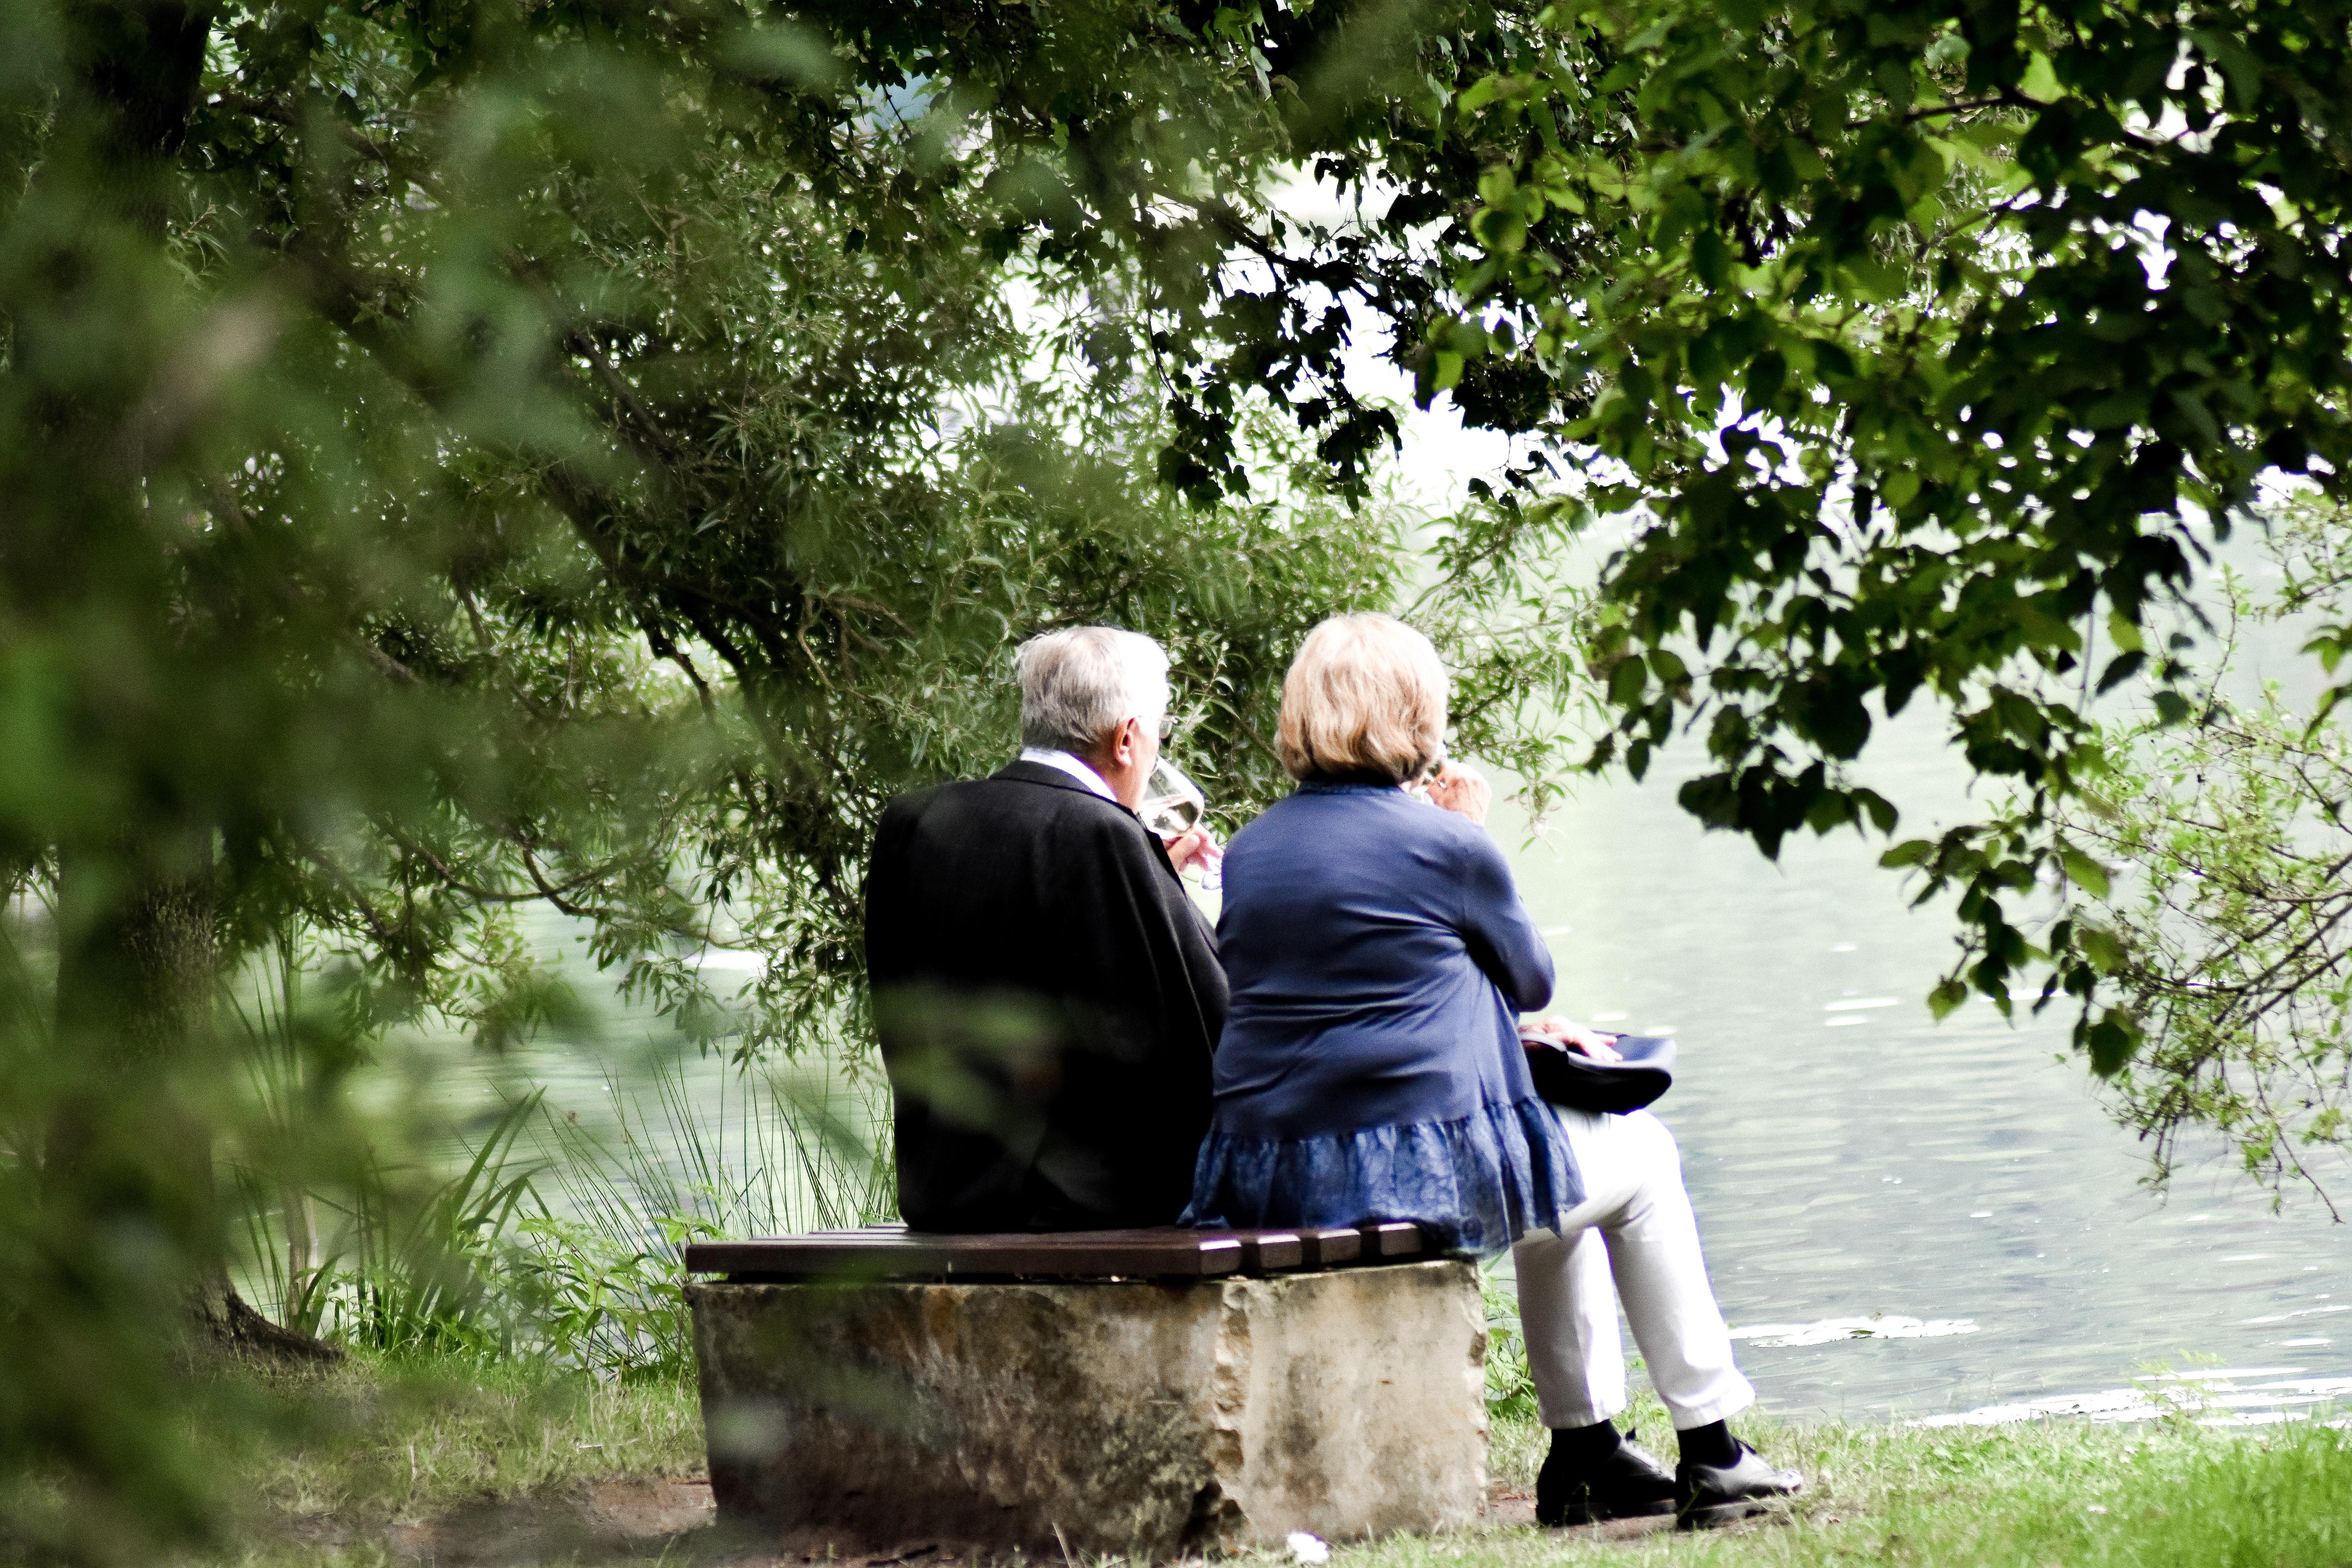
[2078,924,2125,974]
[2095,650,2144,693]
[1928,978,1968,1020]
[2019,51,2062,100]
[2188,28,2263,109]
[1472,207,1528,254]
[720,22,846,89]
[2060,847,2110,898]
[1879,838,1934,868]
[2085,1012,2139,1077]
[1691,227,1730,290]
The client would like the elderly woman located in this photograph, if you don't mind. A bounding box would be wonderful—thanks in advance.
[1186,613,1800,1528]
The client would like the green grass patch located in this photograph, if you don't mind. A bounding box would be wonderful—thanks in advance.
[1436,1408,2352,1568]
[194,1352,2352,1568]
[211,1352,702,1539]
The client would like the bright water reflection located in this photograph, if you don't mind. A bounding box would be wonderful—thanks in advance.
[1495,693,2352,1423]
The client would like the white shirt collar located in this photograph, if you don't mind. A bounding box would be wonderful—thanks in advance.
[1018,747,1117,802]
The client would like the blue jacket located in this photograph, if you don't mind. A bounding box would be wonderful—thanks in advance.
[1185,780,1583,1254]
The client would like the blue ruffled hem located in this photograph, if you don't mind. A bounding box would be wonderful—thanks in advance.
[1180,1096,1584,1258]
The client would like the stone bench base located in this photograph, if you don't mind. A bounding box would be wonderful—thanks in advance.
[687,1259,1487,1558]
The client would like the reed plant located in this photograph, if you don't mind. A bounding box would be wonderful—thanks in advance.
[222,947,895,1378]
[508,1054,895,1380]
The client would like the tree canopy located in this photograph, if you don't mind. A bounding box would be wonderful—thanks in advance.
[1108,0,2352,1068]
[12,0,2352,1550]
[2053,501,2352,1212]
[0,1,1580,1548]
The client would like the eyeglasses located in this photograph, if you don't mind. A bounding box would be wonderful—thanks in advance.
[1129,711,1176,741]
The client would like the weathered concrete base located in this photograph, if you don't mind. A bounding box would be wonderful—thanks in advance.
[688,1260,1486,1558]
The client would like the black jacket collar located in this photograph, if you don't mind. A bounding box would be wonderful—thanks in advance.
[992,760,1183,881]
[995,757,1119,801]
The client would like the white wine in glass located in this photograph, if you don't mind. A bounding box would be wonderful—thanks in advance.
[1140,757,1218,887]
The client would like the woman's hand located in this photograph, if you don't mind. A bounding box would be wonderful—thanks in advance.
[1523,1017,1622,1061]
[1424,760,1491,827]
[1164,826,1223,878]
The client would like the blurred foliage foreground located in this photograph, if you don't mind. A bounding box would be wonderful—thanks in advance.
[0,0,1600,1556]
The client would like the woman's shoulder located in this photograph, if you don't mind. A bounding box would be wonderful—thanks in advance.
[1230,781,1486,860]
[1234,780,1405,833]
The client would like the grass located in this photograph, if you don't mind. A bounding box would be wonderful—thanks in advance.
[205,1352,703,1557]
[193,1352,2352,1568]
[1446,1406,2352,1568]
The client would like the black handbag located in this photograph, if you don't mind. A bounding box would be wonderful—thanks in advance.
[1521,1032,1676,1114]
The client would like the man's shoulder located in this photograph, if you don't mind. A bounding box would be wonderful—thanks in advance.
[886,764,1137,834]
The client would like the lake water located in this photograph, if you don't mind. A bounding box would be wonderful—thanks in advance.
[1493,696,2352,1427]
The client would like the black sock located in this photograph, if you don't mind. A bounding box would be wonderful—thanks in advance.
[1548,1418,1623,1470]
[1677,1419,1739,1469]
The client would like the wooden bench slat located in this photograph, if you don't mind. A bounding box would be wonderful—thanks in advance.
[686,1230,1242,1279]
[682,1222,1425,1280]
[1295,1226,1364,1266]
[1236,1232,1303,1271]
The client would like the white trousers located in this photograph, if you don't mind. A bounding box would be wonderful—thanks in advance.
[1511,1106,1755,1432]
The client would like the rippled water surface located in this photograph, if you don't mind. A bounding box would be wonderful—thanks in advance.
[1495,696,2352,1423]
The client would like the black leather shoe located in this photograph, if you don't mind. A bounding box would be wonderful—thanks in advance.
[1675,1441,1804,1528]
[1536,1432,1677,1526]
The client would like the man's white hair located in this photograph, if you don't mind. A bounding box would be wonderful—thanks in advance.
[1015,626,1171,754]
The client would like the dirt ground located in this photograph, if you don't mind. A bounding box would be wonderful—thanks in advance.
[309,1476,1684,1565]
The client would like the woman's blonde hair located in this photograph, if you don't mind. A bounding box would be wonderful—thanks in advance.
[1276,613,1448,784]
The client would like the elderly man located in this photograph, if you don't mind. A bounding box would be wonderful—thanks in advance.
[864,626,1225,1232]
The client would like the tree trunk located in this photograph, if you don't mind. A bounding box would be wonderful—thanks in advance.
[189,1275,345,1365]
[35,2,339,1365]
[51,849,342,1364]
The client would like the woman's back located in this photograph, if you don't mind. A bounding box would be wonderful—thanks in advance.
[1214,780,1556,1137]
[1190,776,1580,1253]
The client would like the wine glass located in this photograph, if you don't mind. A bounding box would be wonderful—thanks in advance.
[1140,756,1220,889]
[1402,738,1450,802]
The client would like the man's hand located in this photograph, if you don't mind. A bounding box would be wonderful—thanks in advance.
[1523,1017,1623,1061]
[1425,760,1491,826]
[1165,826,1222,878]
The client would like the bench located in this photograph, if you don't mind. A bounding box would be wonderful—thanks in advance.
[683,1224,1488,1559]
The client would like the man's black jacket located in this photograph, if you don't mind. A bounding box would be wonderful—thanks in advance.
[864,759,1228,1231]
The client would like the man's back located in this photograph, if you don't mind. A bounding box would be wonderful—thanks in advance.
[865,760,1227,1231]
